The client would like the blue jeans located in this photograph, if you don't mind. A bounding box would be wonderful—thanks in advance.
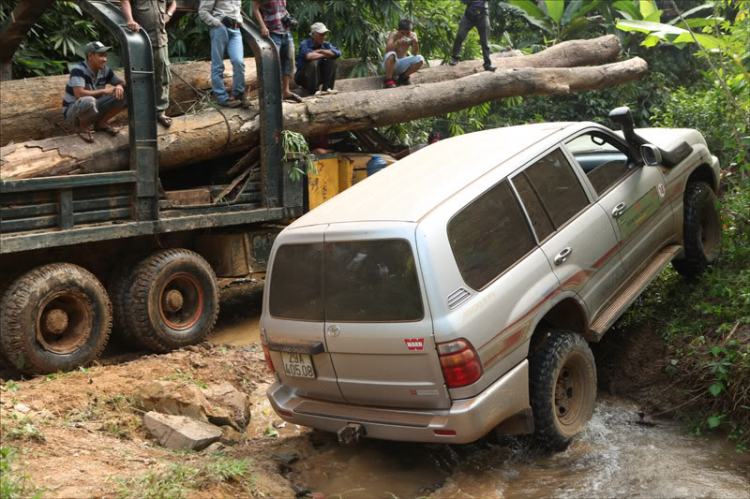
[269,31,295,76]
[210,26,245,103]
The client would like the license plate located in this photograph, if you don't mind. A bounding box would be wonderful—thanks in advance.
[281,352,316,379]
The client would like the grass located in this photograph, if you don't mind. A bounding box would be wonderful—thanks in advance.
[621,177,750,450]
[113,458,253,499]
[3,417,46,443]
[0,447,45,499]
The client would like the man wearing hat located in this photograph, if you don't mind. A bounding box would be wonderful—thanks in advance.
[121,0,177,127]
[295,22,341,96]
[62,41,128,143]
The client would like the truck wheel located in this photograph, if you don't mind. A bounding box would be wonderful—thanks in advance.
[673,181,721,277]
[127,249,219,353]
[0,264,112,375]
[107,259,139,346]
[529,330,596,451]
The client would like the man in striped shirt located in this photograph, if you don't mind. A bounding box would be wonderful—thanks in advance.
[62,41,127,143]
[253,0,302,102]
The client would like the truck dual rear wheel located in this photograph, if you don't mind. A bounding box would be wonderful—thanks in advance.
[673,181,721,277]
[0,263,112,375]
[529,330,596,451]
[124,249,219,353]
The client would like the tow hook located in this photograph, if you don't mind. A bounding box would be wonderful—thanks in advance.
[337,423,365,444]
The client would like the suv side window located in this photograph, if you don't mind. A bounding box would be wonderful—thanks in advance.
[523,149,589,229]
[565,132,631,195]
[448,180,536,290]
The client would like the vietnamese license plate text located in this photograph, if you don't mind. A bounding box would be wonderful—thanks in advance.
[281,352,315,379]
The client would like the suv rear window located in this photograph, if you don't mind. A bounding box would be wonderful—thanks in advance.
[269,240,423,322]
[325,240,423,322]
[269,243,324,321]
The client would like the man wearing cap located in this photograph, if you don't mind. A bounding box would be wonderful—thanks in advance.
[62,41,128,143]
[121,0,177,127]
[199,0,248,108]
[253,0,302,102]
[450,0,496,72]
[295,23,341,96]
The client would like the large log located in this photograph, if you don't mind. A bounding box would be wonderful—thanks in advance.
[0,36,620,146]
[0,58,647,180]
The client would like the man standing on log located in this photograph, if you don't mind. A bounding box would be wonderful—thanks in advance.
[450,0,496,72]
[295,22,341,96]
[199,0,249,108]
[62,41,127,143]
[253,0,303,103]
[383,19,425,89]
[121,0,177,127]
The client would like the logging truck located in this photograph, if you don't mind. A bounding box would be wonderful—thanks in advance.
[0,1,308,375]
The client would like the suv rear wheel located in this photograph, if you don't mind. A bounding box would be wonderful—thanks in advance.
[529,330,596,451]
[673,181,721,277]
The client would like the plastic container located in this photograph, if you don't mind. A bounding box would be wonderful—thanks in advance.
[366,155,388,177]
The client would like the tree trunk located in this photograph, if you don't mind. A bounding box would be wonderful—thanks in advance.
[0,57,647,180]
[0,35,620,146]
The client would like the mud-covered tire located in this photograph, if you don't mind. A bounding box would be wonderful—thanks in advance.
[529,330,597,451]
[672,181,721,277]
[107,259,140,347]
[0,264,112,375]
[126,249,219,353]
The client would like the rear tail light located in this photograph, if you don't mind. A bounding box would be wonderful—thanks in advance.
[437,338,483,388]
[433,429,456,436]
[261,341,276,374]
[276,409,293,418]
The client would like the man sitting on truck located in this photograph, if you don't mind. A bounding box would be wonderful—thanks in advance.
[62,41,127,143]
[382,19,425,89]
[295,22,341,96]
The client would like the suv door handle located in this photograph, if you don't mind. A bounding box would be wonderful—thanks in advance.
[612,202,627,218]
[554,247,573,266]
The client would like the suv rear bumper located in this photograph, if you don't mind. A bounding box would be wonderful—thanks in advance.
[266,360,530,444]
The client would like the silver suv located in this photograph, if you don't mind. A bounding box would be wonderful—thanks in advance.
[260,107,721,449]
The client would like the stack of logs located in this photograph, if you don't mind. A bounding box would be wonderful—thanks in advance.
[0,35,647,180]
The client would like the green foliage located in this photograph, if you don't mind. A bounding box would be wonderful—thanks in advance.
[5,417,46,443]
[282,130,316,181]
[114,458,253,498]
[0,447,45,499]
[621,178,750,449]
[504,0,602,44]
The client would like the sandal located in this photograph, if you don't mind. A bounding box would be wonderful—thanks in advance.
[157,114,173,128]
[78,130,94,143]
[284,93,303,103]
[95,126,119,136]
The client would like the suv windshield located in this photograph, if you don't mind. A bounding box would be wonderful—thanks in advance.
[269,240,423,322]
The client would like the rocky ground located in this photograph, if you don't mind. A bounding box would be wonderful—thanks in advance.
[0,341,329,498]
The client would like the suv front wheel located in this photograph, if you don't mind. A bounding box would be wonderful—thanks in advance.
[673,181,721,277]
[529,330,596,451]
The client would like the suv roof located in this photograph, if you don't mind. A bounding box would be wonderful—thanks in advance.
[290,123,577,228]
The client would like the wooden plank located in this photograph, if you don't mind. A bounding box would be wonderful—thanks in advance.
[0,171,137,193]
[165,188,211,206]
[0,195,133,220]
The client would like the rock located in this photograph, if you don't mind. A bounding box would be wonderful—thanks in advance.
[29,401,44,412]
[14,403,30,413]
[219,425,243,446]
[143,412,221,451]
[312,493,326,499]
[201,382,252,430]
[271,453,300,466]
[133,381,211,422]
[204,442,227,453]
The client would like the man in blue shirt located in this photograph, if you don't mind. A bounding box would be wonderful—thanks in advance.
[295,22,341,96]
[450,0,496,72]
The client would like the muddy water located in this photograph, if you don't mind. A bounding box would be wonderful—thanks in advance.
[290,398,749,499]
[209,315,260,345]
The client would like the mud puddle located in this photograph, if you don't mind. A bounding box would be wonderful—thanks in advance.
[288,397,749,499]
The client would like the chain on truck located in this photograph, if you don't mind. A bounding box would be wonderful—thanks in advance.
[0,0,306,375]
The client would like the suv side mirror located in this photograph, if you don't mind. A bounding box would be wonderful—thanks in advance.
[640,144,662,166]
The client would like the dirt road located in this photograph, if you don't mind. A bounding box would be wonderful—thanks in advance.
[1,291,748,498]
